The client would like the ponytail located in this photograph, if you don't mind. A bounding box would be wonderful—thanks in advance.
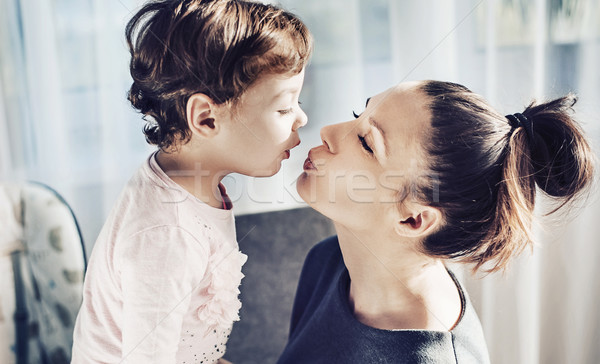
[523,95,595,212]
[419,82,595,273]
[477,94,596,271]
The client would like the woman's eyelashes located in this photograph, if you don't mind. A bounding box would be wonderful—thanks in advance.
[353,111,373,154]
[358,135,373,154]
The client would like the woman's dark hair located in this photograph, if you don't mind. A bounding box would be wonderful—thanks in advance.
[414,81,595,273]
[125,0,313,149]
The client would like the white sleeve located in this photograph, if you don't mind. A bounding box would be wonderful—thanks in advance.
[118,225,208,363]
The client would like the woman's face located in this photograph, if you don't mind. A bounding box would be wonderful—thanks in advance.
[296,81,431,231]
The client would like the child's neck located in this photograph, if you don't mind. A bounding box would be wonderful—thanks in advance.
[156,149,230,209]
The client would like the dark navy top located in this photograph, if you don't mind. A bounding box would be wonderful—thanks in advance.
[277,236,490,364]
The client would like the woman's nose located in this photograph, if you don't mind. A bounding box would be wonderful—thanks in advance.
[320,120,354,153]
[320,124,336,153]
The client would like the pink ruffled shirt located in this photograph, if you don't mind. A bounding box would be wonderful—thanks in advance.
[72,152,247,364]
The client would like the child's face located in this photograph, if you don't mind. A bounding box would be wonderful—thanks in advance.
[218,69,307,177]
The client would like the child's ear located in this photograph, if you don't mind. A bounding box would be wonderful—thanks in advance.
[186,93,220,138]
[393,202,443,239]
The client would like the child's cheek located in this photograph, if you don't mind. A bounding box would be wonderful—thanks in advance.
[264,126,291,145]
[276,123,294,141]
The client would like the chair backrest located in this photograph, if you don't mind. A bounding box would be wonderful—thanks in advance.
[0,182,86,364]
[226,207,335,363]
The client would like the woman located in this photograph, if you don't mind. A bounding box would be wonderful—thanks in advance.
[278,81,595,363]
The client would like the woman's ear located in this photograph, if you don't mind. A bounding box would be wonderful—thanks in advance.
[394,204,443,238]
[186,93,220,138]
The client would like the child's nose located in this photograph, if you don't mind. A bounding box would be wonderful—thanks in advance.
[293,109,308,132]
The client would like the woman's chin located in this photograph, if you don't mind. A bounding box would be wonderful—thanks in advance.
[296,172,319,206]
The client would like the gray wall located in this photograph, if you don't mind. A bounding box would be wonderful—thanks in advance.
[226,207,335,364]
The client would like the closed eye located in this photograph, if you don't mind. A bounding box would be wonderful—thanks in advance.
[358,135,373,154]
[278,107,293,115]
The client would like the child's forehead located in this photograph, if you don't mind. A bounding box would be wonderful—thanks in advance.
[243,70,305,100]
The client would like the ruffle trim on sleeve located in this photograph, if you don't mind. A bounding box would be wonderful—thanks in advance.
[195,246,248,335]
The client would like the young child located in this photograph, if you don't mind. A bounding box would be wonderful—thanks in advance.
[72,1,312,363]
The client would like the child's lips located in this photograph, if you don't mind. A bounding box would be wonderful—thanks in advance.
[284,140,301,160]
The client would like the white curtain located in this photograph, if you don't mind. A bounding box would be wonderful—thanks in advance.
[1,0,599,363]
[0,0,154,248]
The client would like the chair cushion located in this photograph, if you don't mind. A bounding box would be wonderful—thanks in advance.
[0,183,85,364]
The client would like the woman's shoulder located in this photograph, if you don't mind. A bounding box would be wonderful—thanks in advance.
[296,236,344,294]
[299,236,344,274]
[306,235,341,260]
[446,270,491,363]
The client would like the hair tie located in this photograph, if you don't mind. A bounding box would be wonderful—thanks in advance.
[506,113,535,148]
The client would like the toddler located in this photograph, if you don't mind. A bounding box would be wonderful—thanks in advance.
[72,1,312,363]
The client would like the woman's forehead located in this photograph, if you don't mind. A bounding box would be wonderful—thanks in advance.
[369,82,431,164]
[370,82,430,130]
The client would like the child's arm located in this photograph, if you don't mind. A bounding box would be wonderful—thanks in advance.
[118,226,208,363]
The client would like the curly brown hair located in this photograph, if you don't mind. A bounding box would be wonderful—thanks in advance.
[125,0,313,149]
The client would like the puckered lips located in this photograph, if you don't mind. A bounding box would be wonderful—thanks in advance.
[303,149,318,171]
[284,140,301,160]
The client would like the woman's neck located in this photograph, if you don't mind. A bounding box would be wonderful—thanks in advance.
[334,223,462,331]
[156,148,229,209]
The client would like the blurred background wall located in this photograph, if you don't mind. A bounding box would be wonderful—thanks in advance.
[1,0,599,363]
